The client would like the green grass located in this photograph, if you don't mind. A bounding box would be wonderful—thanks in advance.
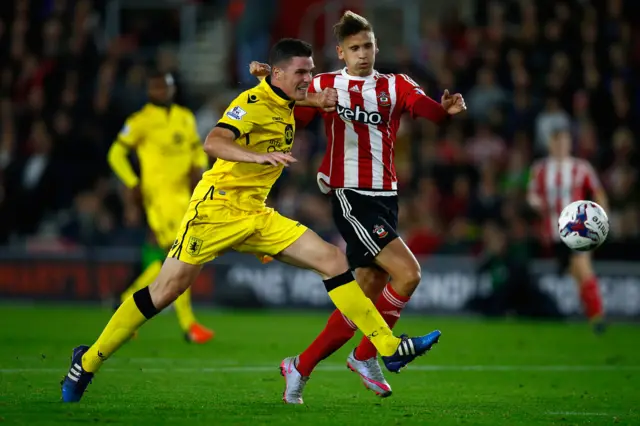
[0,305,639,425]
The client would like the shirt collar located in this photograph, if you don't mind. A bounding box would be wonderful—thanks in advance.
[262,76,295,109]
[340,67,378,81]
[147,101,173,112]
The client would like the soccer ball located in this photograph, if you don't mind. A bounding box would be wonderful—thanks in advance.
[558,200,609,251]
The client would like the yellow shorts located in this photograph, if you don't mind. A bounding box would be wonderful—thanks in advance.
[145,192,191,249]
[168,184,308,265]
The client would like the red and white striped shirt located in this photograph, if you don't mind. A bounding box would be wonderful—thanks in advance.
[297,68,447,194]
[528,157,602,241]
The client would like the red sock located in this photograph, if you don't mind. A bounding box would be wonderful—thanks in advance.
[579,276,604,319]
[354,284,410,361]
[297,309,357,376]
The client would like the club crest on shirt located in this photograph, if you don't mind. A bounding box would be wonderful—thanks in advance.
[284,124,294,145]
[377,91,391,107]
[373,224,388,238]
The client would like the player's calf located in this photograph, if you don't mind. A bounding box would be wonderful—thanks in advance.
[148,258,202,310]
[569,253,605,328]
[376,238,422,298]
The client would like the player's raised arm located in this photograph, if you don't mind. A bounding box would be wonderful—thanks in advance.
[399,74,465,122]
[107,116,144,189]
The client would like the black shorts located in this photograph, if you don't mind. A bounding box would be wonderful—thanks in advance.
[553,242,572,274]
[331,188,399,270]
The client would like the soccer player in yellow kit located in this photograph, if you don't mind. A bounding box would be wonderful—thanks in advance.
[106,72,214,344]
[62,39,440,403]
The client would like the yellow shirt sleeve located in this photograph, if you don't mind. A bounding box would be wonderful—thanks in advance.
[107,141,140,188]
[215,94,256,140]
[116,113,145,147]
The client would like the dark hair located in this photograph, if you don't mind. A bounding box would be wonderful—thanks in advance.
[333,11,373,42]
[269,38,313,67]
[147,71,174,85]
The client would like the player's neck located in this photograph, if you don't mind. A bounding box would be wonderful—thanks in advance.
[150,100,172,109]
[343,67,375,80]
[265,75,291,101]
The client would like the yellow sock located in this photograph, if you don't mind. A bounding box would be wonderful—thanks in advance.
[81,296,148,373]
[174,287,197,332]
[327,280,401,356]
[120,260,162,303]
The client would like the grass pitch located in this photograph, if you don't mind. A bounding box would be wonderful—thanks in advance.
[0,305,639,425]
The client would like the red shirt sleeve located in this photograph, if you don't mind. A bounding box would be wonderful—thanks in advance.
[295,75,323,127]
[582,161,602,193]
[398,74,448,123]
[294,107,318,128]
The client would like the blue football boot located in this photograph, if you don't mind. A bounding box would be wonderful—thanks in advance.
[381,330,441,373]
[61,345,94,402]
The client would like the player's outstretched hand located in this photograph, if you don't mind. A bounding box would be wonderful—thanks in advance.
[249,61,271,81]
[318,88,338,112]
[441,89,466,115]
[254,152,297,167]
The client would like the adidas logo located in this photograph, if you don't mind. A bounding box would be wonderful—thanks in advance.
[396,339,416,356]
[349,85,361,93]
[382,310,401,318]
[67,362,83,382]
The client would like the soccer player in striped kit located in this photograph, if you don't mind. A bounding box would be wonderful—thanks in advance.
[251,11,466,403]
[527,127,608,334]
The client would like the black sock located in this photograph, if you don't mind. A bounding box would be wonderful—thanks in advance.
[132,287,159,319]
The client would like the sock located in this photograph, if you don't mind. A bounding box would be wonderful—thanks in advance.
[82,287,159,373]
[355,283,410,361]
[579,276,604,320]
[120,260,163,303]
[324,272,400,357]
[297,310,357,376]
[174,287,197,332]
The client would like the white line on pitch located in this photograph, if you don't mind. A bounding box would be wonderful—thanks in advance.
[546,412,612,416]
[1,365,639,374]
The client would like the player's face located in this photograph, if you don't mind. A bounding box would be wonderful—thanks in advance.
[273,56,314,101]
[148,76,175,105]
[550,131,572,157]
[337,30,377,76]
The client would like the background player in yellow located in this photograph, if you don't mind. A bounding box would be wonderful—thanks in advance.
[62,39,440,403]
[106,71,214,344]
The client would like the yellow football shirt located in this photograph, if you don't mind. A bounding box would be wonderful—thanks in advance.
[116,103,208,196]
[203,76,296,209]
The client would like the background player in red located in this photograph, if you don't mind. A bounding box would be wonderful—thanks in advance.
[251,11,466,402]
[527,127,609,334]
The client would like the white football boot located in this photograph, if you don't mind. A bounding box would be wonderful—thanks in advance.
[279,356,309,404]
[347,350,392,397]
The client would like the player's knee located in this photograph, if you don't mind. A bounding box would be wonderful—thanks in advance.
[391,263,421,295]
[320,244,350,278]
[149,271,191,310]
[570,254,593,282]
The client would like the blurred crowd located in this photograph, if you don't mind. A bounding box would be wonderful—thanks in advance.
[0,0,639,261]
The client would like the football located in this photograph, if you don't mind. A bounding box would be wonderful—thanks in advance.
[558,200,609,251]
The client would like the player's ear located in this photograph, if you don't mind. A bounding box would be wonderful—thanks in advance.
[375,38,379,54]
[336,45,344,60]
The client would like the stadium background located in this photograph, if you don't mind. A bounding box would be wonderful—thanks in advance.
[2,1,640,424]
[0,0,639,317]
